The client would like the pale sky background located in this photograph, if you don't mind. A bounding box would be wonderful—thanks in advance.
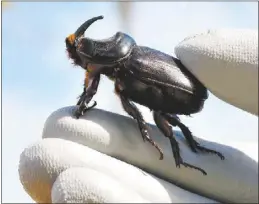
[2,2,258,203]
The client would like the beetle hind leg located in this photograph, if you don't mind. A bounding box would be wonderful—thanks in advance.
[163,113,225,160]
[153,111,207,175]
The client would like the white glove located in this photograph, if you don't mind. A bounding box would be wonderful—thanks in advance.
[19,29,258,203]
[175,29,258,116]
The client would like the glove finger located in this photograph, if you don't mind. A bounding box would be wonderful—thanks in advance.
[175,29,258,116]
[51,167,148,203]
[19,138,215,203]
[41,106,258,203]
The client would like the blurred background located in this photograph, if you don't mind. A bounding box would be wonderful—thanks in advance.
[2,2,258,203]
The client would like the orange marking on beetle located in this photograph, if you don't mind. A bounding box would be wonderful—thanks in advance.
[84,71,90,86]
[114,87,120,97]
[87,64,95,73]
[114,80,123,97]
[67,34,76,45]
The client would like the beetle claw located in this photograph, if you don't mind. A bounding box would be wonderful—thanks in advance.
[164,113,225,161]
[174,152,207,175]
[74,91,97,119]
[74,104,86,118]
[85,100,97,111]
[74,108,84,119]
[74,100,97,119]
[171,142,207,175]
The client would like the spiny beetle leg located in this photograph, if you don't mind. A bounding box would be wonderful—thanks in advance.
[164,113,225,160]
[119,94,164,160]
[74,92,97,119]
[74,88,88,118]
[194,141,225,160]
[75,75,100,119]
[76,88,86,106]
[163,113,197,153]
[153,111,207,175]
[180,160,207,175]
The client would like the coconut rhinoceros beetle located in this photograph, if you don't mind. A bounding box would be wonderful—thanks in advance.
[65,15,225,175]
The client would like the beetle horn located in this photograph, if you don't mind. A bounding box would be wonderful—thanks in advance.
[74,15,104,38]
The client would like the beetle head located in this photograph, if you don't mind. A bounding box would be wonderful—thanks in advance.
[65,15,104,67]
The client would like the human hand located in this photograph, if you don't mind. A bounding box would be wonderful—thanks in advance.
[19,29,258,203]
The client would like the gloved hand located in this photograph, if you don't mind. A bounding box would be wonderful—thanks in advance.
[19,29,258,203]
[175,29,258,116]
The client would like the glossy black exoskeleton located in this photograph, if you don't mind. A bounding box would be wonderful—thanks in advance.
[65,15,225,175]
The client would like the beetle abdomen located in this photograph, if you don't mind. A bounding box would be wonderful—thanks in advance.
[124,46,208,100]
[118,73,206,114]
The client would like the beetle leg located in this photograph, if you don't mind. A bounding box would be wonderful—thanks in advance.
[77,87,86,105]
[74,74,100,119]
[153,111,207,175]
[76,71,92,105]
[119,94,164,160]
[163,113,225,160]
[161,114,197,153]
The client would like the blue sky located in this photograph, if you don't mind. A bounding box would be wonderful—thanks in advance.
[2,2,258,203]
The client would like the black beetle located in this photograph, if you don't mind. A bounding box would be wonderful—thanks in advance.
[65,15,224,175]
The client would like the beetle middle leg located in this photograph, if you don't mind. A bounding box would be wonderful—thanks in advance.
[153,111,207,175]
[163,113,225,160]
[116,84,164,160]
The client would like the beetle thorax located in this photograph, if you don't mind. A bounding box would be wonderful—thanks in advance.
[87,63,118,81]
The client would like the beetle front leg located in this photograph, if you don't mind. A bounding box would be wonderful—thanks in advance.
[153,111,207,175]
[163,113,225,160]
[77,71,92,106]
[76,87,86,105]
[74,73,100,119]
